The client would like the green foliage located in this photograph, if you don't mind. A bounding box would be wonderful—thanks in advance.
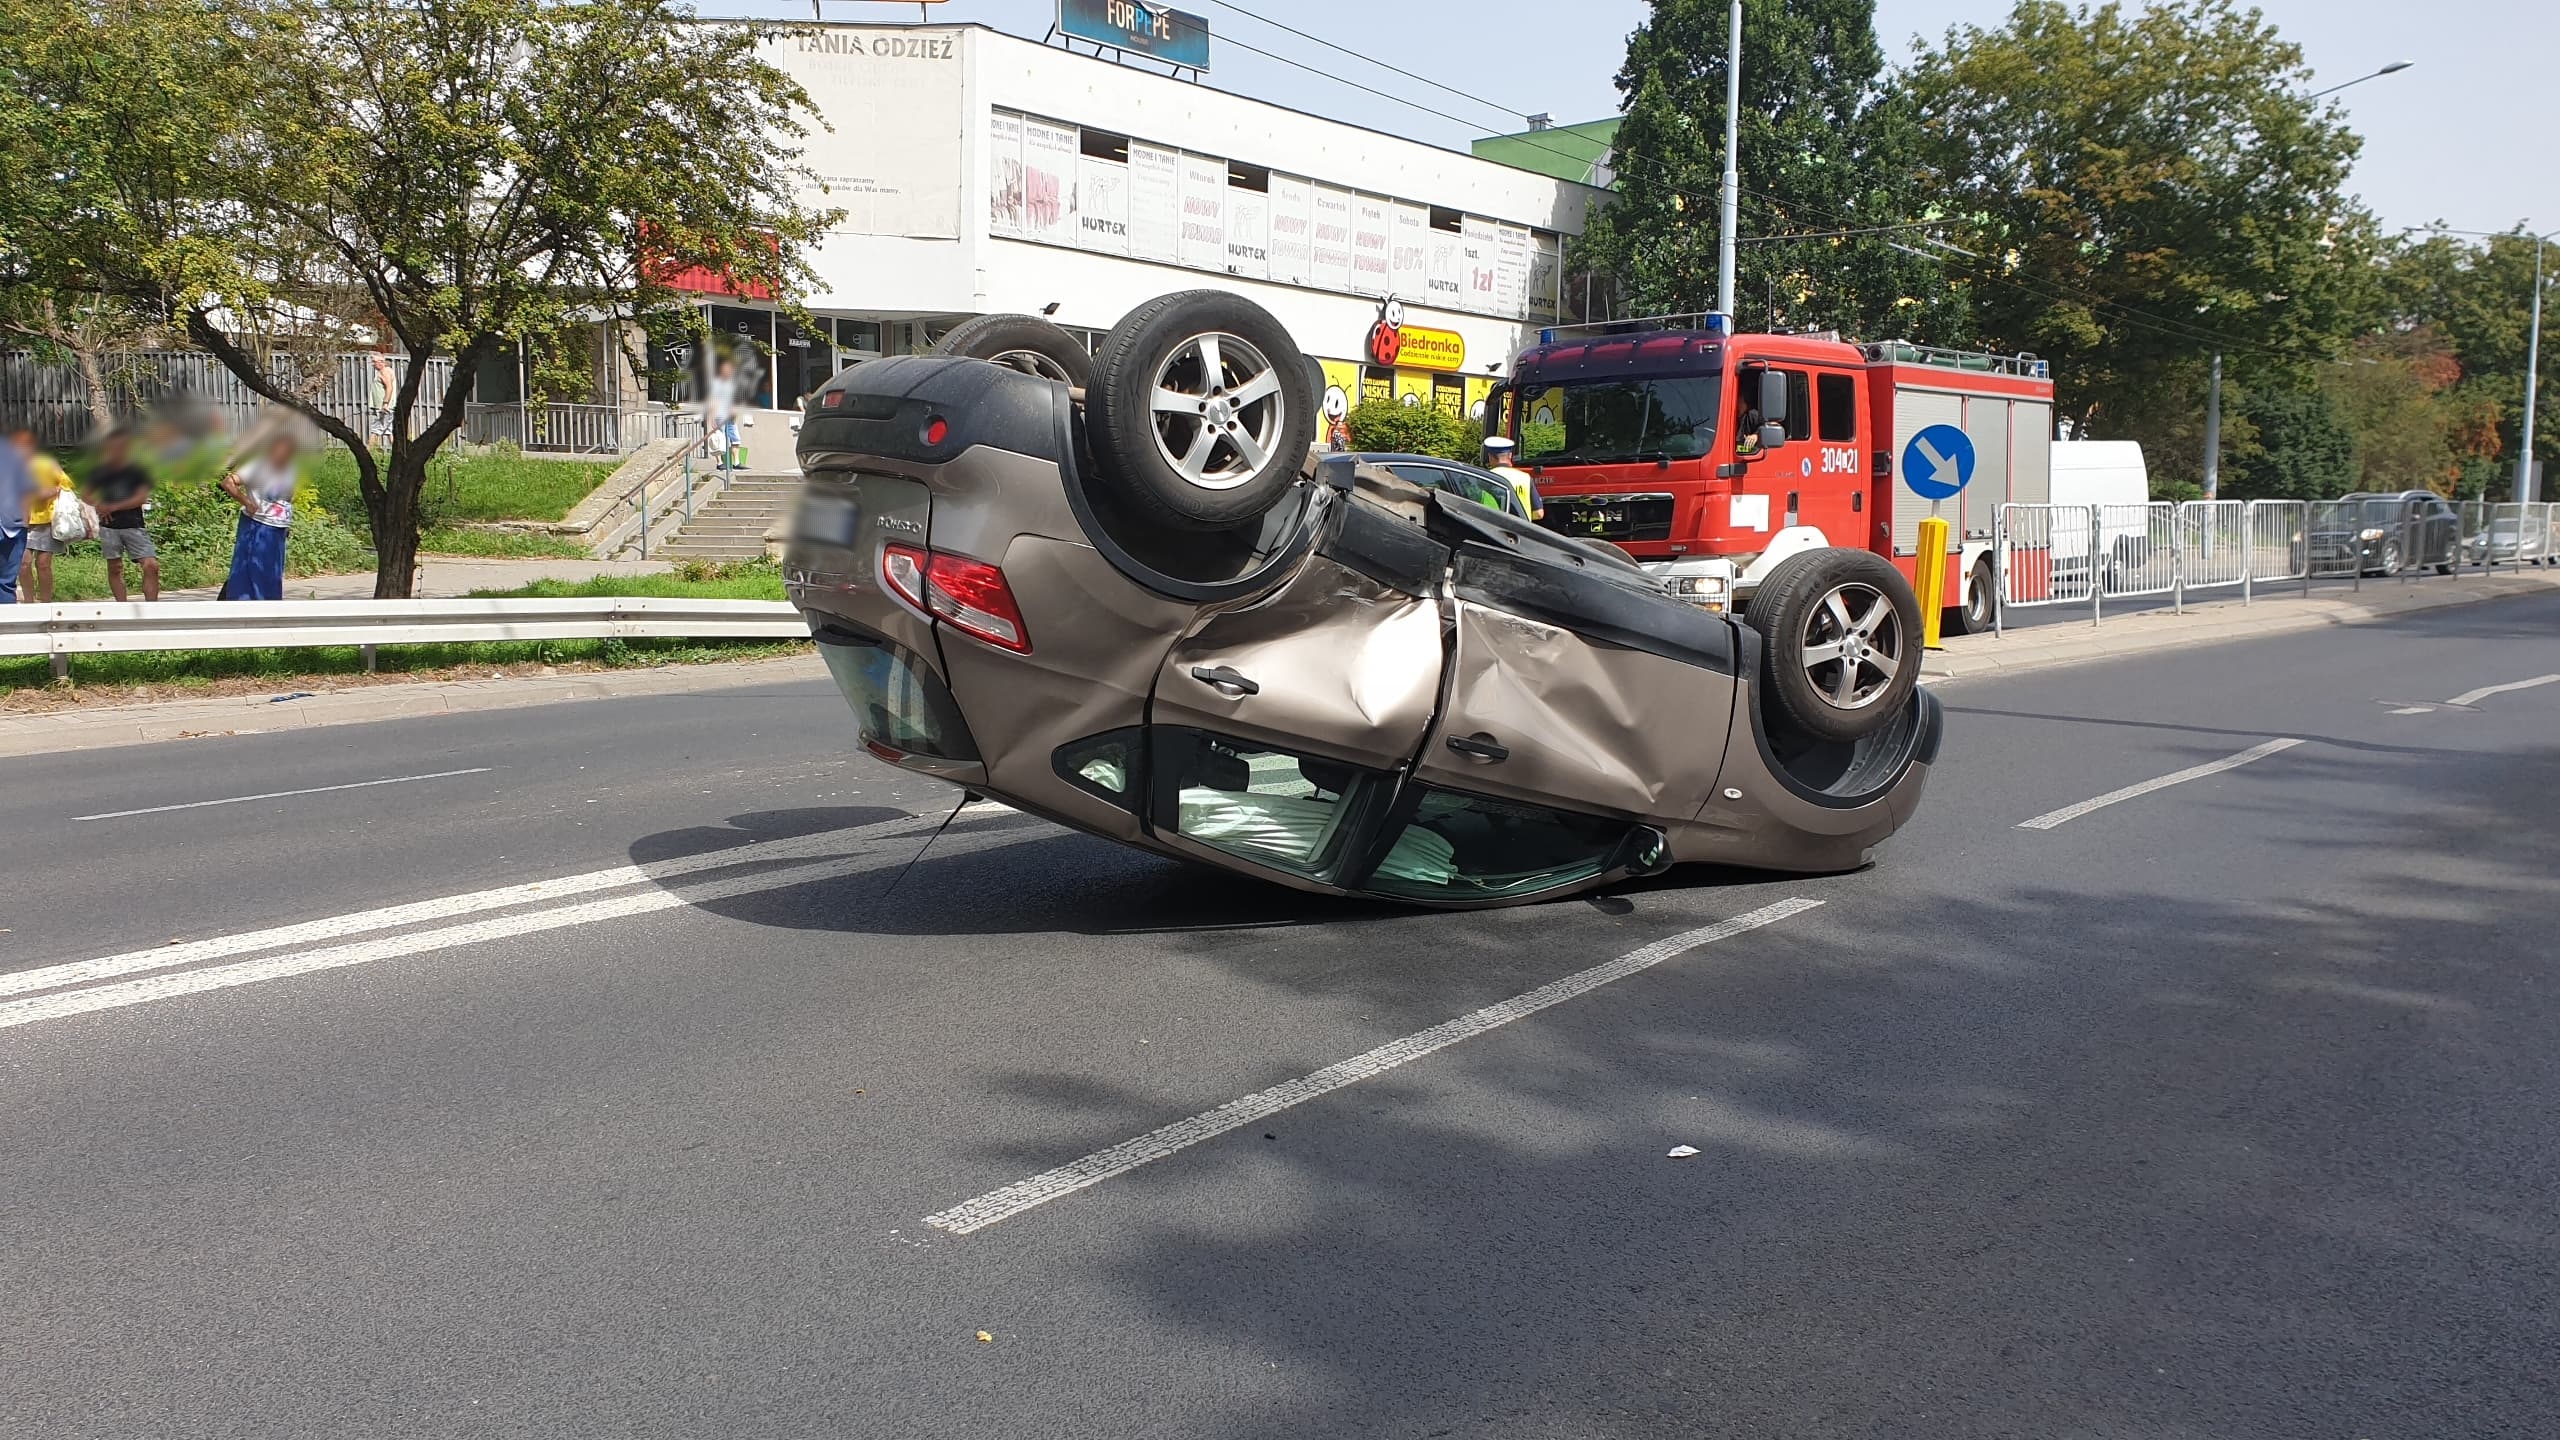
[303,449,613,526]
[1343,401,1485,462]
[2222,385,2357,501]
[475,562,784,603]
[1575,0,1966,341]
[415,528,595,560]
[1904,1,2374,432]
[2379,231,2556,492]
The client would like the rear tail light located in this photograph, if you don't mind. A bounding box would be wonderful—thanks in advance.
[878,540,1030,653]
[924,551,1030,653]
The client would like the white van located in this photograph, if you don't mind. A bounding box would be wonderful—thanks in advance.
[2046,441,2155,584]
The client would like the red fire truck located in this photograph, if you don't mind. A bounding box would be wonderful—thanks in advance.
[1491,316,2055,633]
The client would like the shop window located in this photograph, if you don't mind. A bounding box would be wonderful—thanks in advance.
[834,318,882,356]
[1360,366,1394,406]
[1817,372,1858,442]
[1428,205,1463,232]
[1227,160,1270,191]
[1078,128,1129,163]
[1432,376,1465,416]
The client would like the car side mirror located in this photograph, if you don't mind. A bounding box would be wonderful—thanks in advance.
[1758,369,1789,433]
[1614,825,1672,878]
[1758,421,1786,452]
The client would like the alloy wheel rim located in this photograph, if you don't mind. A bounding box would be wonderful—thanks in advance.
[1799,581,1902,710]
[1147,331,1286,491]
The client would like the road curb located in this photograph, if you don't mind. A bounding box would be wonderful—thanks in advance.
[1926,570,2560,683]
[0,651,828,759]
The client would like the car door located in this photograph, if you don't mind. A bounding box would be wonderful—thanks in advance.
[1410,543,1737,825]
[1143,542,1445,884]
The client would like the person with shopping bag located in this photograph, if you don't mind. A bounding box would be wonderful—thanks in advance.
[216,433,299,601]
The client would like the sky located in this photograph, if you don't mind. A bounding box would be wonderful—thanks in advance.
[718,0,2556,240]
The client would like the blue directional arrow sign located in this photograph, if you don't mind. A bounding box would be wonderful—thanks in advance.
[1902,424,1976,501]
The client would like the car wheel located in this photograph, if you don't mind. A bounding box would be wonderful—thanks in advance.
[1943,556,1995,636]
[931,314,1093,387]
[1747,549,1923,743]
[2378,539,2402,577]
[1087,290,1315,532]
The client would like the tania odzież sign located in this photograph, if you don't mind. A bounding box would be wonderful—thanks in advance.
[1058,0,1211,71]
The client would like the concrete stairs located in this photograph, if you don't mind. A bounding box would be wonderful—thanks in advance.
[653,472,801,562]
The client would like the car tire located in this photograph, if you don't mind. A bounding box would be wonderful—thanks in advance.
[1747,548,1923,743]
[1087,290,1315,532]
[932,314,1093,387]
[1942,556,1996,636]
[2378,539,2402,577]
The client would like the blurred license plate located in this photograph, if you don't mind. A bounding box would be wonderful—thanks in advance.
[795,492,860,546]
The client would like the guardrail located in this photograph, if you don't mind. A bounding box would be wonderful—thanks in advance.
[1,597,808,678]
[1998,497,2557,631]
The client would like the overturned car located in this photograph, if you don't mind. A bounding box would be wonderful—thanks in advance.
[784,292,1940,907]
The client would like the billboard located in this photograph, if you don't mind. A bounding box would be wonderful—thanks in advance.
[1058,0,1211,71]
[779,28,965,239]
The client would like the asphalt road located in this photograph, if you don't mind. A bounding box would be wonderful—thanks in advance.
[7,594,2559,1438]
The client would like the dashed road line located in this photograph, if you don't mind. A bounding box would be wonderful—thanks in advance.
[74,768,496,821]
[923,896,1824,1236]
[2016,737,2303,831]
[2446,673,2560,708]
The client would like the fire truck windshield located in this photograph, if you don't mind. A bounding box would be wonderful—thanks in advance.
[1517,376,1721,467]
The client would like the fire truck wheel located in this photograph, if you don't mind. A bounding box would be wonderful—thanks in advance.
[1088,290,1315,532]
[1748,548,1924,743]
[932,314,1093,387]
[1943,557,1996,636]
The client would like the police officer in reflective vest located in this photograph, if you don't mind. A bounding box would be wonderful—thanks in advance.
[1484,436,1540,522]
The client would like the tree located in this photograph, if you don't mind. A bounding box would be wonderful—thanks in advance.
[1904,1,2374,436]
[1574,0,1967,342]
[2381,229,2556,495]
[0,0,252,428]
[2221,383,2355,501]
[169,0,837,596]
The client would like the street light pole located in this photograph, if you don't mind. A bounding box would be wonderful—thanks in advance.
[2307,60,2412,99]
[1716,0,1741,320]
[2522,237,2546,503]
[2203,352,2223,499]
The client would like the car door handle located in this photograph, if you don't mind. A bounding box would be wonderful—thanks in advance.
[1190,665,1260,696]
[1445,733,1508,763]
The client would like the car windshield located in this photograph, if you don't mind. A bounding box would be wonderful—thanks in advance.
[1517,377,1720,466]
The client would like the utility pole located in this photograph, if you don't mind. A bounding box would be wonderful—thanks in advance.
[1715,0,1741,319]
[2203,352,2223,499]
[2521,238,2545,503]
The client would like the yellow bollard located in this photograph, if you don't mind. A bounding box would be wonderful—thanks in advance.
[1916,515,1949,650]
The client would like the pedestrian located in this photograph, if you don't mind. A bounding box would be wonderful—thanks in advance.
[1483,435,1541,522]
[369,351,398,445]
[705,354,740,468]
[13,426,71,602]
[0,427,29,605]
[217,432,298,600]
[82,430,160,602]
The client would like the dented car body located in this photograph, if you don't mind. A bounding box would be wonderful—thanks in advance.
[784,351,1940,907]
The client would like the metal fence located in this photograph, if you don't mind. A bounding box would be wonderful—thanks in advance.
[0,349,455,448]
[1996,497,2466,630]
[461,402,684,456]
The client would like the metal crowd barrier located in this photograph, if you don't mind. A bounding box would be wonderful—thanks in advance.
[1996,491,2416,627]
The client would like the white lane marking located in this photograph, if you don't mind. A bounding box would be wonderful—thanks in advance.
[2445,673,2560,708]
[923,897,1824,1236]
[2388,706,2433,715]
[0,815,946,1000]
[0,825,1036,1031]
[2015,738,2303,831]
[74,768,496,822]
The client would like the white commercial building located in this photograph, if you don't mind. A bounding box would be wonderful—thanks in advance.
[661,22,1604,429]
